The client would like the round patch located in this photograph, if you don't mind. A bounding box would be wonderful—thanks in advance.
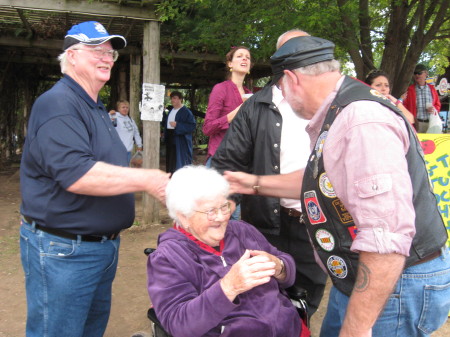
[315,229,335,252]
[327,255,348,279]
[319,173,336,198]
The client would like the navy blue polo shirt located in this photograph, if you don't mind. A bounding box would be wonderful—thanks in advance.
[20,75,134,235]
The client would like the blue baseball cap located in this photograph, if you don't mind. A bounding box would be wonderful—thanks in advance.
[63,21,127,50]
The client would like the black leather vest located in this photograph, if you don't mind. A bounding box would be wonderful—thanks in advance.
[301,76,447,296]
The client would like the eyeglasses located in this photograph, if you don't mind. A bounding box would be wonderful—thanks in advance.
[194,202,231,220]
[72,47,119,62]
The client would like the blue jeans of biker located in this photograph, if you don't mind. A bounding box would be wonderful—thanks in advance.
[20,220,120,337]
[320,246,450,337]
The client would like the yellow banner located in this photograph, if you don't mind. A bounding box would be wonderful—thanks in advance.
[418,133,450,247]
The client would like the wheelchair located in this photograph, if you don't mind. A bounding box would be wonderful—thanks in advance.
[144,248,309,337]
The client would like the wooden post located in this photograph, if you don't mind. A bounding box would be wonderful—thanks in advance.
[142,21,161,224]
[129,54,141,128]
[118,63,127,100]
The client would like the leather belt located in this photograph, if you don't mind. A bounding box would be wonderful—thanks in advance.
[417,118,429,122]
[411,249,442,266]
[281,206,302,218]
[22,216,120,242]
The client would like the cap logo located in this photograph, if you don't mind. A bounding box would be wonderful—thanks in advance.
[94,22,107,34]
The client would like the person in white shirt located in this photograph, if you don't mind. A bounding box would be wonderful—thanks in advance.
[110,100,142,163]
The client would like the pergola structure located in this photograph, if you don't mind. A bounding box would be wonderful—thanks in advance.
[0,0,271,223]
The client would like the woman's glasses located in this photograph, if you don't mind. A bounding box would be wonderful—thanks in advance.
[195,202,231,220]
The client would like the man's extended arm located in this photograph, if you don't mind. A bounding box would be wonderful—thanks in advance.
[339,252,405,337]
[224,169,303,200]
[67,162,170,202]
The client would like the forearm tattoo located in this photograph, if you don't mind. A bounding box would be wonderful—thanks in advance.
[354,261,371,292]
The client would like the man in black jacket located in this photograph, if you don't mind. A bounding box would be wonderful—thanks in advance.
[212,29,327,317]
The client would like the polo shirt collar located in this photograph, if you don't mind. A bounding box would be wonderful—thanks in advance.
[61,75,103,108]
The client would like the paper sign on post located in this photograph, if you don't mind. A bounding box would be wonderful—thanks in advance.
[140,83,165,121]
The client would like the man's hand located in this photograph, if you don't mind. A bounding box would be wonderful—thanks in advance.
[169,121,177,128]
[145,170,170,203]
[223,171,258,195]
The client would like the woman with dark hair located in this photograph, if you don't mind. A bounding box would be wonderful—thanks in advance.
[365,70,415,125]
[203,46,252,166]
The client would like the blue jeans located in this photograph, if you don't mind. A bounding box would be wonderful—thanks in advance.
[206,156,241,220]
[20,220,120,337]
[320,247,450,337]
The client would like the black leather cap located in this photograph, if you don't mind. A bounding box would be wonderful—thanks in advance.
[270,36,335,84]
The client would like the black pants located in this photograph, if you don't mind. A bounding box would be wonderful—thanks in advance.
[264,211,328,317]
[165,129,177,174]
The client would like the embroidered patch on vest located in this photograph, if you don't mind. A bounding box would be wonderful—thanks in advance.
[315,229,335,252]
[327,255,348,279]
[319,173,336,198]
[331,199,353,223]
[314,131,328,159]
[304,190,327,225]
[347,225,358,240]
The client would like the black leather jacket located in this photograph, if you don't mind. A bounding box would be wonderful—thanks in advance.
[212,85,295,235]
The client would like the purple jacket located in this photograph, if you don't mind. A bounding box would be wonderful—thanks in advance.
[147,220,301,337]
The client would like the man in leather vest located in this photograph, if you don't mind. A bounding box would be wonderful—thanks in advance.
[224,36,449,337]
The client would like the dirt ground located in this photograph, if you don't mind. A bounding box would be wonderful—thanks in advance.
[0,162,448,337]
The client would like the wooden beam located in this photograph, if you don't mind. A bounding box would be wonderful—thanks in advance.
[0,0,158,20]
[16,8,34,37]
[0,36,140,54]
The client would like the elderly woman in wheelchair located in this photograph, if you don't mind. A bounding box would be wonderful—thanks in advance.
[147,165,308,337]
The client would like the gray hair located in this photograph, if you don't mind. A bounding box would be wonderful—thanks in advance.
[57,43,81,74]
[293,59,341,76]
[165,166,229,222]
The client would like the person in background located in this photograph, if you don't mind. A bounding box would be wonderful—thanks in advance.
[20,21,169,337]
[402,64,441,133]
[212,29,327,317]
[364,69,415,125]
[110,99,143,163]
[162,91,196,174]
[202,46,252,219]
[225,35,449,337]
[147,165,307,337]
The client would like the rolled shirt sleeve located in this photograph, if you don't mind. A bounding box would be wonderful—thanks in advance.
[324,101,416,256]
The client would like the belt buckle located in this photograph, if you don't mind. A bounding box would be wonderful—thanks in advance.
[288,208,295,217]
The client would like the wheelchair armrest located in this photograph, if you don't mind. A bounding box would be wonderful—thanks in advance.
[148,307,170,334]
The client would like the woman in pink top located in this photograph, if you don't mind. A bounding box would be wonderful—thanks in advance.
[203,46,252,164]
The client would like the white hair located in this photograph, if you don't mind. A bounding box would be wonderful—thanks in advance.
[57,43,82,74]
[293,59,341,76]
[165,165,229,222]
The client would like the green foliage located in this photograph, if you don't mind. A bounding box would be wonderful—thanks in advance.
[156,0,450,92]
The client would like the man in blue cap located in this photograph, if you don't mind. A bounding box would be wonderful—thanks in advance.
[20,21,169,337]
[225,35,449,336]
